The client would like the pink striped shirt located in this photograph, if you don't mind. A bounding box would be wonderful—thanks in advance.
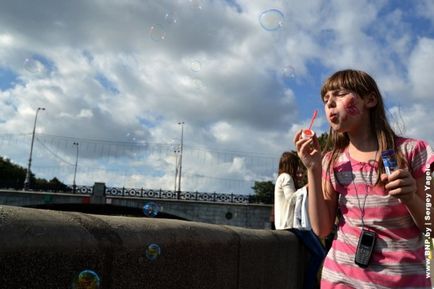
[321,137,434,289]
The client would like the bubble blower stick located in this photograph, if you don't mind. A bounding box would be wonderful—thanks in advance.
[301,109,318,139]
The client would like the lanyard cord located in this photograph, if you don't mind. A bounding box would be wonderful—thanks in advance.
[351,150,378,230]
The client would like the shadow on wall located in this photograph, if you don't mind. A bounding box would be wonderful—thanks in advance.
[26,203,189,220]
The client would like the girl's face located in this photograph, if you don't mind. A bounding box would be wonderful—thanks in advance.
[322,89,366,133]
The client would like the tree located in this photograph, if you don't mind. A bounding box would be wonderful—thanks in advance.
[250,180,274,204]
[250,131,330,203]
[0,156,26,189]
[317,131,330,152]
[0,155,68,191]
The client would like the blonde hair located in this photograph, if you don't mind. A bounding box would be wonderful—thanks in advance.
[320,69,406,184]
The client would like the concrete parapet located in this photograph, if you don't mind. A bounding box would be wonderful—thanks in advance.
[0,205,307,289]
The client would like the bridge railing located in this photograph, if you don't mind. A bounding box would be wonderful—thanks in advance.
[66,184,253,204]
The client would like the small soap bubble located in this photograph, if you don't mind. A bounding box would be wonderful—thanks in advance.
[149,24,166,41]
[191,77,205,90]
[189,0,203,10]
[23,57,45,74]
[190,60,201,72]
[72,269,101,289]
[126,132,137,142]
[146,243,161,261]
[143,202,160,217]
[281,65,296,79]
[165,12,177,24]
[259,9,284,31]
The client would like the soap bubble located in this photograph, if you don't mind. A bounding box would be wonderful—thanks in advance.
[165,12,177,24]
[23,57,46,74]
[191,77,205,90]
[281,65,296,79]
[189,0,203,10]
[190,60,201,72]
[259,9,284,31]
[72,269,100,289]
[143,202,160,217]
[149,24,166,41]
[146,243,161,261]
[126,132,137,142]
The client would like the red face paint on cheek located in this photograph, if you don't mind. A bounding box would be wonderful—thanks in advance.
[343,97,360,116]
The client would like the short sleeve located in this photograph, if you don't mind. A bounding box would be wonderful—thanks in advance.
[401,139,434,179]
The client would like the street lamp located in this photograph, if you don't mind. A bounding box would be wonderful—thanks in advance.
[176,121,184,198]
[174,146,179,192]
[24,107,45,190]
[73,142,79,193]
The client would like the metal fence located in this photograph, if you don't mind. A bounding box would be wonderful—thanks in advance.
[69,185,251,204]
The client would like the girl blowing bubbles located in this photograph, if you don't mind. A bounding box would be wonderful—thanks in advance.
[295,69,434,288]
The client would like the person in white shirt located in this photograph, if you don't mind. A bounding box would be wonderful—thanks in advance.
[274,151,326,289]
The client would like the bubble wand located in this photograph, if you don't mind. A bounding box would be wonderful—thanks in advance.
[308,109,318,131]
[302,109,318,139]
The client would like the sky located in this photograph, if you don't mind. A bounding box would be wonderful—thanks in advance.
[0,0,433,195]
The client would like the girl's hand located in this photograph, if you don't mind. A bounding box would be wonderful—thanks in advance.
[380,169,417,204]
[293,130,322,170]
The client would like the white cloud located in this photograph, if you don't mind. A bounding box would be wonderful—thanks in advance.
[0,0,433,194]
[389,104,434,145]
[0,33,14,46]
[78,109,93,118]
[408,37,434,100]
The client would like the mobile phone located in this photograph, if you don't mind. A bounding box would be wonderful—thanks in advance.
[354,230,376,268]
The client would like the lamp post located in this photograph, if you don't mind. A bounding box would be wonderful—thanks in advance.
[176,121,184,199]
[73,142,79,193]
[174,147,179,192]
[24,107,45,190]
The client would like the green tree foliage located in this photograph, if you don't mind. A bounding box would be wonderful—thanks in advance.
[0,156,68,191]
[317,131,330,152]
[0,156,27,189]
[250,131,330,203]
[250,180,274,204]
[33,177,70,191]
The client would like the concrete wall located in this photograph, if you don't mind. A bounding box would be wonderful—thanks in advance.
[110,197,273,229]
[0,205,307,289]
[0,189,273,229]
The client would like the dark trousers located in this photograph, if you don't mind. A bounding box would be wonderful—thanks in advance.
[290,229,326,289]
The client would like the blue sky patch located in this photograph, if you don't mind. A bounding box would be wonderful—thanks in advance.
[0,67,23,91]
[95,73,120,94]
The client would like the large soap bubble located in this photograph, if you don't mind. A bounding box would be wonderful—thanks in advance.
[259,9,284,31]
[72,269,101,289]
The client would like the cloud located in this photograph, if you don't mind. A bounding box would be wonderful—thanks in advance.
[389,104,434,144]
[408,37,434,100]
[0,0,433,194]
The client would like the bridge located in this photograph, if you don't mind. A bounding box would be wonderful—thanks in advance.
[0,183,272,229]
